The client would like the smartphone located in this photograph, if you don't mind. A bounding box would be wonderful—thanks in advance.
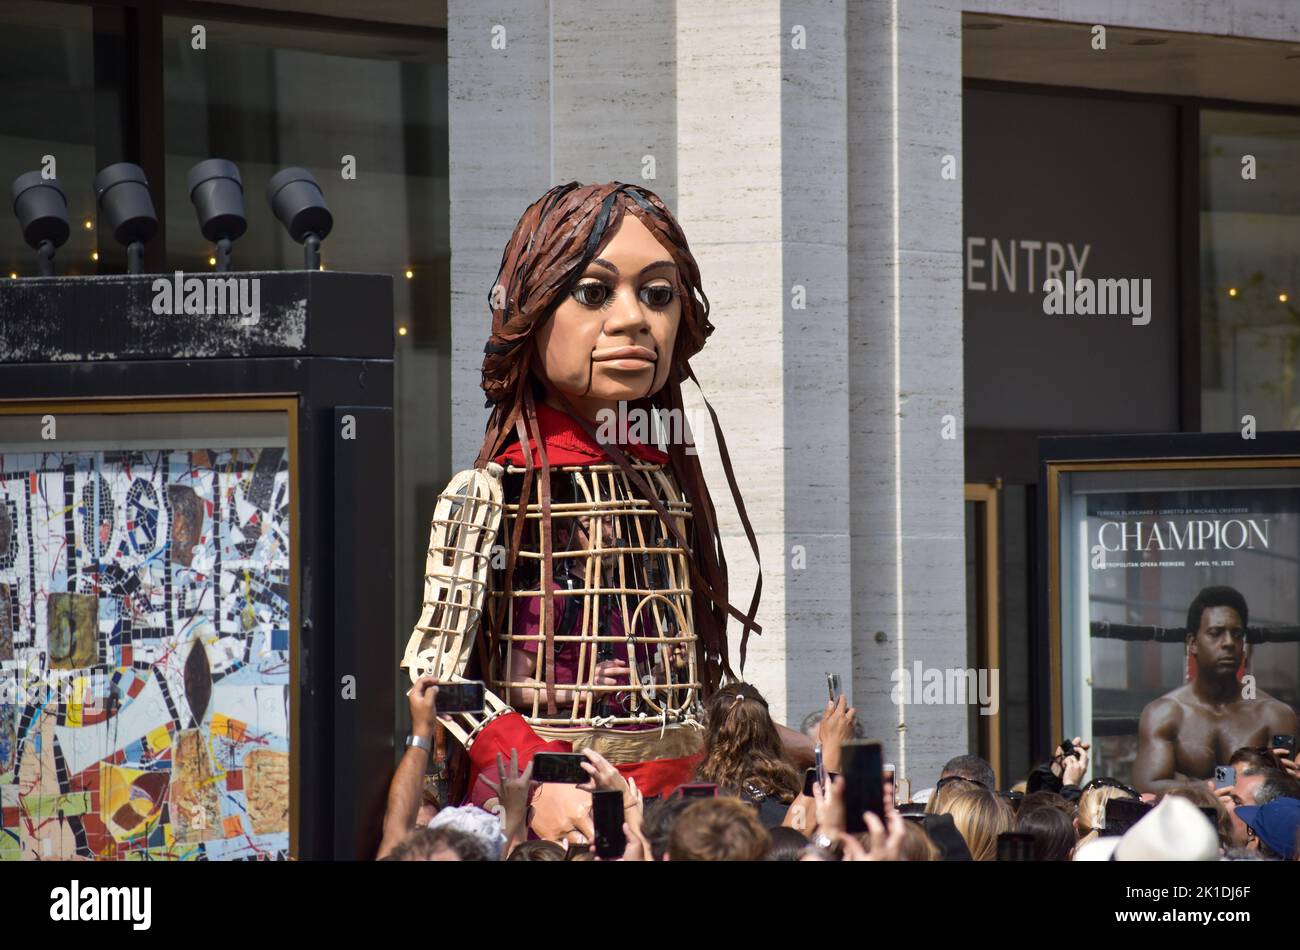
[814,744,827,791]
[433,680,485,713]
[996,831,1036,861]
[883,763,896,786]
[592,789,625,858]
[802,768,840,797]
[1060,737,1077,759]
[1101,798,1152,836]
[840,739,884,833]
[1271,734,1297,757]
[826,673,842,702]
[1214,765,1236,790]
[671,783,719,799]
[531,752,588,784]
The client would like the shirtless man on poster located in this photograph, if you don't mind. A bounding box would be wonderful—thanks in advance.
[1133,585,1298,794]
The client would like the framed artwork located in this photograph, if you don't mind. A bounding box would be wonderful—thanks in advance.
[1043,441,1300,789]
[0,397,297,860]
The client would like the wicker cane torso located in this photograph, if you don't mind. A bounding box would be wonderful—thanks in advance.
[487,462,702,748]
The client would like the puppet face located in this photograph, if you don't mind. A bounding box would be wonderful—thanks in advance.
[527,782,594,845]
[534,213,682,421]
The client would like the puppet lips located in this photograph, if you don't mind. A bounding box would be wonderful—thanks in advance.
[592,345,656,365]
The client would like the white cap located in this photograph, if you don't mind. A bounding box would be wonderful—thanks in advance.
[1114,796,1219,861]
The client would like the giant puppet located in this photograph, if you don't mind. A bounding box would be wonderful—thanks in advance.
[400,182,761,803]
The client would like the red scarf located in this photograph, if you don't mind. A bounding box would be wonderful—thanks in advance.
[495,402,670,467]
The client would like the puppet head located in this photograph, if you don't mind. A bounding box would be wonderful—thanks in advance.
[475,182,760,696]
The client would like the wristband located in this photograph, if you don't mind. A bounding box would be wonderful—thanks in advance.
[406,734,433,753]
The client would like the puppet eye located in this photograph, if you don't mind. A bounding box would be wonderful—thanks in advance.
[639,283,676,309]
[571,280,611,309]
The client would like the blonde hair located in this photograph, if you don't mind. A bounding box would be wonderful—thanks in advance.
[937,787,1014,861]
[924,777,983,816]
[1074,784,1134,849]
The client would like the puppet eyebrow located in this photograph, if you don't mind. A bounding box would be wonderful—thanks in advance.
[588,258,675,279]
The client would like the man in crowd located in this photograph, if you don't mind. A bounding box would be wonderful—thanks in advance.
[939,753,997,791]
[376,675,443,859]
[1218,765,1300,847]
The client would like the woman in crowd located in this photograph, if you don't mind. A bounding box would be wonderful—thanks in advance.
[1017,805,1075,861]
[1073,779,1138,850]
[934,786,1015,860]
[695,683,803,826]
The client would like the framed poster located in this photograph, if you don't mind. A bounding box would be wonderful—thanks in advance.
[0,397,297,860]
[1044,443,1300,790]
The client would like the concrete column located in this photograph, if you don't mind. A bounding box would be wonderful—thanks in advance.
[675,0,792,718]
[847,0,968,790]
[448,2,552,465]
[551,0,676,206]
[777,1,854,728]
[448,0,676,462]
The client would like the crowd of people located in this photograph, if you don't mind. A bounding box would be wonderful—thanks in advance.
[376,679,1300,862]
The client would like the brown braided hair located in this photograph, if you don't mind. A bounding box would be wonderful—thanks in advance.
[473,182,761,703]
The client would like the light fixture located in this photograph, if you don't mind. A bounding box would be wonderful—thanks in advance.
[266,167,332,270]
[187,159,246,272]
[10,171,70,276]
[83,219,93,230]
[91,250,98,261]
[398,326,408,336]
[1281,293,1290,303]
[209,256,217,267]
[1228,287,1238,297]
[404,268,414,279]
[92,163,158,274]
[8,272,16,280]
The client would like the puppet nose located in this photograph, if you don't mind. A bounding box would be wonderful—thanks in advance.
[602,288,650,335]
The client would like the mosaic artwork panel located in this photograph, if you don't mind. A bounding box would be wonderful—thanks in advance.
[0,446,291,860]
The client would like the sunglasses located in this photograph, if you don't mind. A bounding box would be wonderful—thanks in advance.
[936,775,989,791]
[1082,777,1140,799]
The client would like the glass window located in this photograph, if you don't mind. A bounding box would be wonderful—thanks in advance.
[161,16,450,720]
[1201,110,1300,431]
[0,1,110,278]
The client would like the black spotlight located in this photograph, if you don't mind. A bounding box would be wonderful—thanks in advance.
[187,159,246,272]
[93,163,158,274]
[266,167,332,270]
[11,172,70,276]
